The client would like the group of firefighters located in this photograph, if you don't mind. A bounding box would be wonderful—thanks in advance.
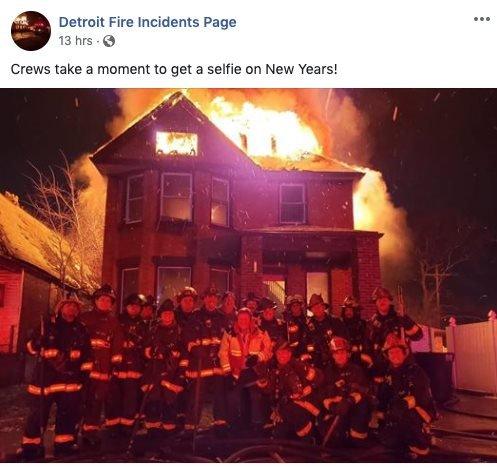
[19,283,437,460]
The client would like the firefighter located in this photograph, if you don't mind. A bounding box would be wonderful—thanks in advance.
[377,333,436,459]
[340,296,373,370]
[320,337,371,447]
[106,293,148,434]
[219,307,272,432]
[181,286,228,435]
[220,291,237,328]
[302,294,348,368]
[141,295,157,329]
[258,297,287,345]
[284,294,308,357]
[242,292,261,317]
[20,297,92,460]
[141,299,186,439]
[80,284,124,446]
[256,339,323,441]
[369,287,423,375]
[174,286,198,328]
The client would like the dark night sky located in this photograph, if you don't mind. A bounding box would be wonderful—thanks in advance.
[0,89,496,319]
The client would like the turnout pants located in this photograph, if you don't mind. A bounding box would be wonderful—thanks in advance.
[321,399,370,445]
[227,384,265,428]
[142,383,181,435]
[379,411,431,456]
[274,398,320,439]
[82,379,110,436]
[22,389,82,455]
[106,377,141,429]
[185,375,227,429]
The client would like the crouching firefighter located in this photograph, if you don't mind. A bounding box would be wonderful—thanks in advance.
[80,285,124,446]
[107,293,148,434]
[141,299,186,439]
[20,297,91,460]
[320,337,371,447]
[257,339,323,441]
[377,333,436,459]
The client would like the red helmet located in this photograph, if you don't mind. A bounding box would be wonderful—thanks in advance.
[329,337,350,353]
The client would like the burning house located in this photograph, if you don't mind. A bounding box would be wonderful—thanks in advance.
[92,92,382,317]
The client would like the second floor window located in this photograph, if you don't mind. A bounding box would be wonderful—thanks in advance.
[125,174,144,223]
[211,177,229,227]
[161,173,193,221]
[280,183,306,224]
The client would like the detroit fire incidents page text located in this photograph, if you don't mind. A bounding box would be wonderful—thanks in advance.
[1,0,497,465]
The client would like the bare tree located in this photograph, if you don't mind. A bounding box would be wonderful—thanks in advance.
[27,153,105,296]
[413,214,482,327]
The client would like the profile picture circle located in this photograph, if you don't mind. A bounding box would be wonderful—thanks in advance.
[11,11,51,51]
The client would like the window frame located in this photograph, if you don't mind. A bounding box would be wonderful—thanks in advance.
[124,174,144,224]
[156,266,192,304]
[155,131,199,157]
[160,172,193,222]
[0,283,5,308]
[279,183,306,225]
[210,266,230,292]
[120,267,140,311]
[211,177,230,227]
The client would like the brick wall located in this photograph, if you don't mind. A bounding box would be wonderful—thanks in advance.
[240,235,264,299]
[331,267,353,317]
[286,264,306,299]
[352,235,381,318]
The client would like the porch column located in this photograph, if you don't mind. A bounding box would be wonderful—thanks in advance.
[240,235,264,300]
[352,234,382,319]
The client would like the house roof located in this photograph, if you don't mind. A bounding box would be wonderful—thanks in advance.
[0,193,81,286]
[92,92,363,180]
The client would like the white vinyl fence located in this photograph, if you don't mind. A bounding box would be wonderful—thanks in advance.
[446,320,497,395]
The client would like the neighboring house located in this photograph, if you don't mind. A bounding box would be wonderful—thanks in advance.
[0,192,76,356]
[92,92,382,317]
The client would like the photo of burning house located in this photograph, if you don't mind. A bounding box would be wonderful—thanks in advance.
[11,11,51,51]
[0,89,496,462]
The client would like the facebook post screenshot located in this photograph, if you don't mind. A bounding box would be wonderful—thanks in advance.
[1,0,497,464]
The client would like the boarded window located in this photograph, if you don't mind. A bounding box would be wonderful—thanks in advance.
[0,284,5,307]
[156,131,198,156]
[157,267,191,305]
[210,268,229,293]
[306,272,329,306]
[120,268,139,311]
[211,177,229,227]
[161,173,193,221]
[280,184,306,224]
[125,174,144,223]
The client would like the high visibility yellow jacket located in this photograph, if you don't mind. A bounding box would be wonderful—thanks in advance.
[219,325,272,377]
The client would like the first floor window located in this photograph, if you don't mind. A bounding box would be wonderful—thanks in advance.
[121,268,139,311]
[157,267,191,305]
[210,267,230,293]
[306,271,329,306]
[161,173,193,221]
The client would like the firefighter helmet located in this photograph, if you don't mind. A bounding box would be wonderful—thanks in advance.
[286,294,304,306]
[371,286,393,303]
[237,307,252,318]
[143,295,157,309]
[124,293,146,307]
[259,297,277,311]
[243,292,260,307]
[382,332,408,353]
[176,286,198,302]
[158,298,175,314]
[342,296,360,309]
[55,296,82,316]
[329,337,351,353]
[222,291,236,302]
[274,338,291,352]
[307,293,329,310]
[202,285,221,298]
[92,284,116,303]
